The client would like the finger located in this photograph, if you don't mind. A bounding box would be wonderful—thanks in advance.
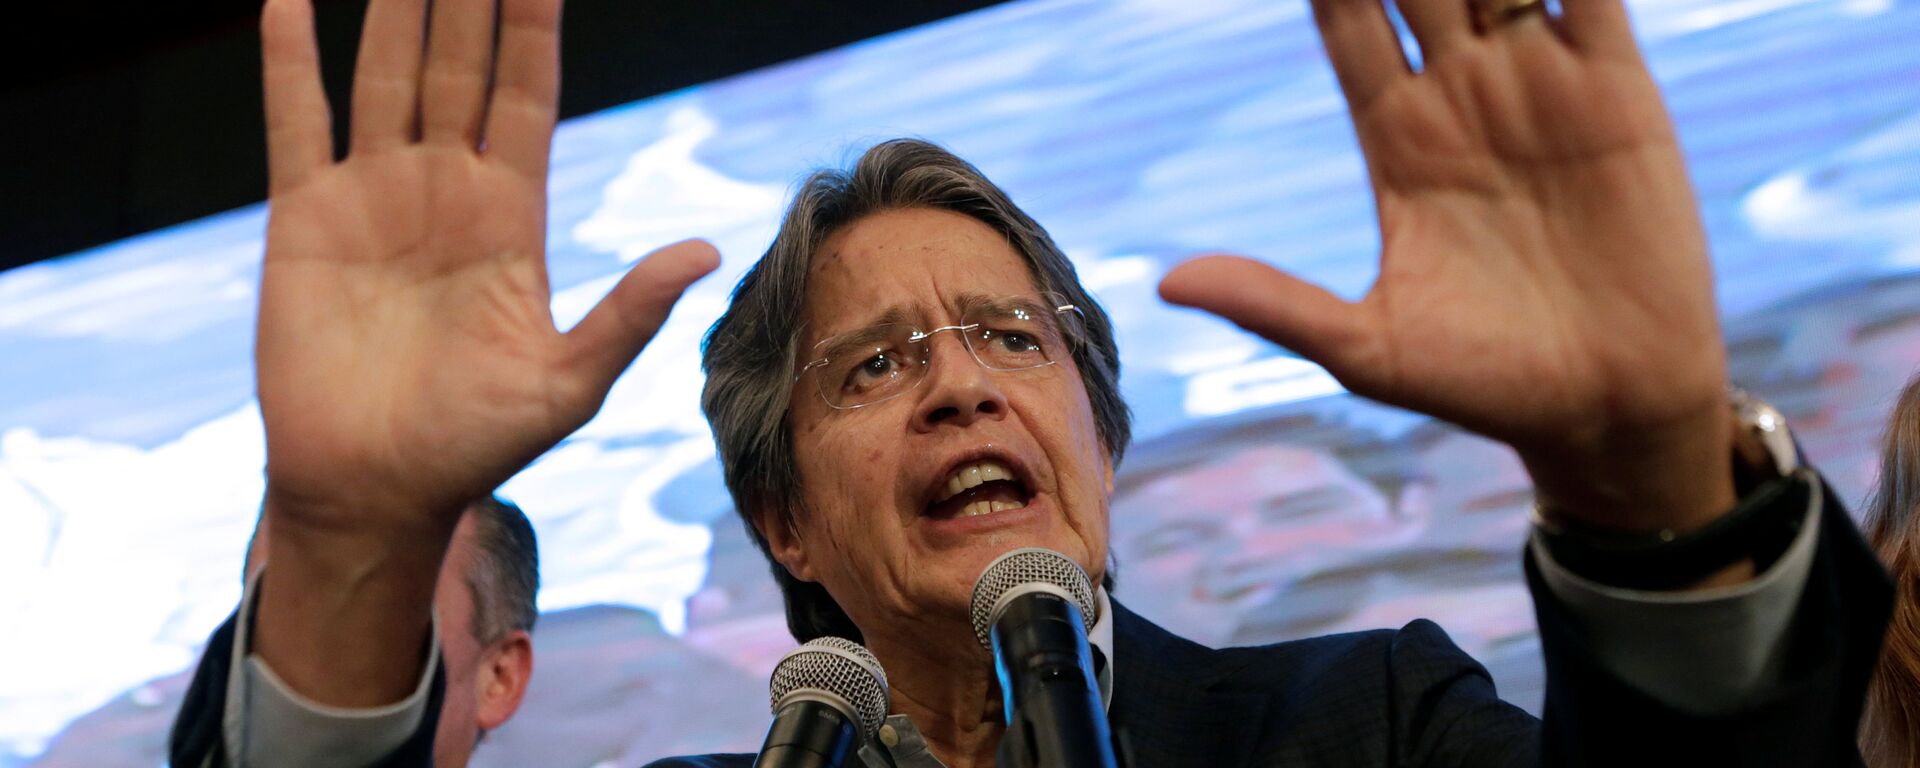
[1307,0,1414,111]
[1158,254,1374,383]
[260,0,334,194]
[1473,0,1562,40]
[421,0,498,147]
[1560,0,1643,62]
[484,0,562,180]
[563,239,722,399]
[1396,0,1472,60]
[349,0,428,152]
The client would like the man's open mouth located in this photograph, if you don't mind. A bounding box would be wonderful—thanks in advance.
[924,459,1032,519]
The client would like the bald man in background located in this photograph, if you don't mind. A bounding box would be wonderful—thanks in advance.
[169,495,539,768]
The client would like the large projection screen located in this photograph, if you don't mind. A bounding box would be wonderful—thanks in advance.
[4,0,1918,764]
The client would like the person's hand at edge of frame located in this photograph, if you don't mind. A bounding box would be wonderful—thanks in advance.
[1158,0,1741,574]
[252,0,718,708]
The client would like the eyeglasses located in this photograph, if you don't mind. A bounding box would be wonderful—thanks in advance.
[795,293,1086,410]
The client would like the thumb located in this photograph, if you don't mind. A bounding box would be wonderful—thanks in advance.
[563,239,722,399]
[1158,254,1373,383]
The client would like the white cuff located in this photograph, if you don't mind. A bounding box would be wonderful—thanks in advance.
[223,568,441,768]
[1531,476,1822,715]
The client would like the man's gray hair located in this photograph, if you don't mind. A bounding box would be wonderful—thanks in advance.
[700,139,1131,643]
[465,495,541,643]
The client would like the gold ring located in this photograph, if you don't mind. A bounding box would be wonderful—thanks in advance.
[1473,0,1548,30]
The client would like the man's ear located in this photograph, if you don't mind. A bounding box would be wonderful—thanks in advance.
[475,630,533,732]
[1102,447,1116,496]
[752,505,817,583]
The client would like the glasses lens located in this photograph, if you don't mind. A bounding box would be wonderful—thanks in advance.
[813,324,925,408]
[802,295,1084,410]
[965,295,1077,371]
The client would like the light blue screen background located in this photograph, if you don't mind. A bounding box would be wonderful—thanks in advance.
[4,0,1919,764]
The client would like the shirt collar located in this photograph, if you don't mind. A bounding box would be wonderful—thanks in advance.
[1090,585,1115,710]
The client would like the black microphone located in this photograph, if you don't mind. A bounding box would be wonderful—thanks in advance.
[755,637,894,768]
[970,547,1119,768]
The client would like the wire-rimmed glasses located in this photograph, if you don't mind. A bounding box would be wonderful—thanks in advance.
[795,292,1086,410]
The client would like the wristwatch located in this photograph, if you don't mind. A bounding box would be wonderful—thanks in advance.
[1530,388,1812,591]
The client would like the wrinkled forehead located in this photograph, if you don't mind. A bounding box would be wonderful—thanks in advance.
[802,208,1043,344]
[802,292,1065,351]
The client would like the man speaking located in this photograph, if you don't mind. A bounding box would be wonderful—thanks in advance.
[180,0,1893,764]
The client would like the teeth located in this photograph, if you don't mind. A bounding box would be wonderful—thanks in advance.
[942,460,1015,502]
[959,499,1027,517]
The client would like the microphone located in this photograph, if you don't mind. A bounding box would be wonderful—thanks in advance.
[970,547,1119,768]
[755,637,894,768]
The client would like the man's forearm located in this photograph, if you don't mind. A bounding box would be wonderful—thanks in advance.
[253,502,452,708]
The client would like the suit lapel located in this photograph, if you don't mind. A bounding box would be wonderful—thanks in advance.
[1108,601,1270,768]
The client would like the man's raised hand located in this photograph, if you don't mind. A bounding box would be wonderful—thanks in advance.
[253,0,715,706]
[257,0,715,534]
[1160,0,1737,536]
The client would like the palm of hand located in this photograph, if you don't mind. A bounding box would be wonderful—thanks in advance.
[255,0,716,526]
[1166,15,1724,458]
[1349,32,1723,452]
[257,150,568,518]
[1161,8,1738,527]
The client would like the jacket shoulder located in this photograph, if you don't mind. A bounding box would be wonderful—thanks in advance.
[1209,621,1452,688]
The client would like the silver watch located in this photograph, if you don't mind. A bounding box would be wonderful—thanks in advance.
[1730,387,1800,486]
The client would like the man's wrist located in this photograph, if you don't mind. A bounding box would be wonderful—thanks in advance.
[1526,389,1805,591]
[1533,472,1810,591]
[263,480,464,543]
[1521,402,1738,536]
[253,499,452,708]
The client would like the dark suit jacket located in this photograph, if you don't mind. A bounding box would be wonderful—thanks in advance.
[173,478,1890,768]
[647,479,1892,768]
[643,607,1537,768]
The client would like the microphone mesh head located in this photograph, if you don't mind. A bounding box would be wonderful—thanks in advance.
[968,547,1096,649]
[768,636,890,738]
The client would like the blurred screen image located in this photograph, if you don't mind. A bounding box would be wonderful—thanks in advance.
[3,0,1918,764]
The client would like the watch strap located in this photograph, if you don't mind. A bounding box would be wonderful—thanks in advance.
[1534,469,1812,591]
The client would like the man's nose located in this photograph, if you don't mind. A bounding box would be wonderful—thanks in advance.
[913,331,1008,431]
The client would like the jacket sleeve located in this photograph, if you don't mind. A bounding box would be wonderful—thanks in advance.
[638,754,758,768]
[166,569,448,768]
[1386,619,1542,768]
[168,605,238,768]
[1527,471,1893,767]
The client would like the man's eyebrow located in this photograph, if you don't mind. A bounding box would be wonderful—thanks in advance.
[860,304,912,330]
[811,304,913,350]
[817,323,897,359]
[954,291,1036,318]
[958,292,1049,319]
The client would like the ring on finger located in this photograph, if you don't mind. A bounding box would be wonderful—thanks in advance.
[1472,0,1548,31]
